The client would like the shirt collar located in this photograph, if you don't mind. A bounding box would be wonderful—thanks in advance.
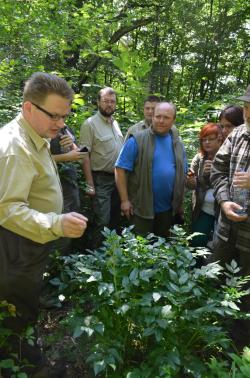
[97,110,114,125]
[17,113,49,151]
[144,119,151,128]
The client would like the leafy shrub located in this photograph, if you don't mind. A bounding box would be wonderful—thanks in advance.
[207,347,250,377]
[0,300,31,378]
[51,227,249,377]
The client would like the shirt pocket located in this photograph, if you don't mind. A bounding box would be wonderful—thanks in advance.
[95,135,116,155]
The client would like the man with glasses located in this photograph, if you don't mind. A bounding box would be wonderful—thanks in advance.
[0,72,88,376]
[80,87,123,248]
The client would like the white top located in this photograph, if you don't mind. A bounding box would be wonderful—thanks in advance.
[201,188,215,216]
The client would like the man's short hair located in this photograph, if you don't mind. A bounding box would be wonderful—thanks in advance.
[144,95,160,104]
[23,72,74,105]
[154,102,177,119]
[98,87,116,101]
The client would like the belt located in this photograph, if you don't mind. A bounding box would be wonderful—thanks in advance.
[92,170,114,176]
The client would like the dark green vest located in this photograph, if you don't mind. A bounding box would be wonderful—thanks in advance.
[128,127,185,219]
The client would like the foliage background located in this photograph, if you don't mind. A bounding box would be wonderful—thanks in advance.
[0,0,249,242]
[0,0,249,129]
[0,2,250,375]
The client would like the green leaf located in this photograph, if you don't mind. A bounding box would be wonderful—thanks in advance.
[98,282,114,295]
[0,359,14,368]
[179,272,189,285]
[221,300,240,311]
[139,269,154,282]
[94,360,105,375]
[129,268,138,282]
[94,323,104,335]
[122,276,130,289]
[157,319,169,329]
[142,327,155,337]
[126,372,141,378]
[117,304,130,314]
[87,271,102,282]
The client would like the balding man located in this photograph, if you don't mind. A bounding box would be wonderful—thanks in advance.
[115,102,187,238]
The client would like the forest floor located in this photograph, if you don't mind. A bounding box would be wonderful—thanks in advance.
[39,305,92,378]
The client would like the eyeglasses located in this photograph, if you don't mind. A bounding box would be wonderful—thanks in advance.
[31,102,69,121]
[201,137,218,143]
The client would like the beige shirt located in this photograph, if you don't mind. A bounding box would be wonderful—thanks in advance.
[80,111,123,173]
[125,119,150,141]
[0,113,64,243]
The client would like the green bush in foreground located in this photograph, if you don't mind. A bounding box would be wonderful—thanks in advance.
[51,227,249,377]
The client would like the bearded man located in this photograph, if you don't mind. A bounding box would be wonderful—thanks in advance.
[80,87,123,248]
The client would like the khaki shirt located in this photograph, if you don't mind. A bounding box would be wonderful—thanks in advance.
[124,119,150,141]
[0,113,64,244]
[80,111,123,173]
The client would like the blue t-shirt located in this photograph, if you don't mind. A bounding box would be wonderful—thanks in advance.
[115,134,187,214]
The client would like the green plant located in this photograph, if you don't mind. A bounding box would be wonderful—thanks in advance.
[0,300,30,378]
[52,227,249,377]
[206,347,250,377]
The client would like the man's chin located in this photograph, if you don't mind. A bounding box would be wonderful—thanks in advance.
[99,110,115,117]
[47,130,60,139]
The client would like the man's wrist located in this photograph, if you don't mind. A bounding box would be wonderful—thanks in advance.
[85,183,94,192]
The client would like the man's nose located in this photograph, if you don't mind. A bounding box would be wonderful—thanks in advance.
[56,118,65,128]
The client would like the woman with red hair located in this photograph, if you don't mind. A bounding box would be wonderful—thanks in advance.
[187,123,223,247]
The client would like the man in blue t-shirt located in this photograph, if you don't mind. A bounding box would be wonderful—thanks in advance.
[115,102,187,238]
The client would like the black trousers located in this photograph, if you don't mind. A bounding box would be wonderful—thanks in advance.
[91,171,121,248]
[130,210,173,239]
[0,227,51,370]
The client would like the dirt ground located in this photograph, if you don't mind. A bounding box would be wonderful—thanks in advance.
[39,306,92,378]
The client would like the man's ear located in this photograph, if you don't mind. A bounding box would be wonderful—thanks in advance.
[23,101,32,115]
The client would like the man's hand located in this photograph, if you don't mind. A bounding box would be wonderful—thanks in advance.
[186,171,197,189]
[62,212,88,238]
[65,150,88,161]
[85,183,96,197]
[60,135,73,150]
[121,200,133,219]
[220,201,248,222]
[233,171,250,189]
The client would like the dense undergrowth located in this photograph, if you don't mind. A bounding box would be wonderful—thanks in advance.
[47,227,250,377]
